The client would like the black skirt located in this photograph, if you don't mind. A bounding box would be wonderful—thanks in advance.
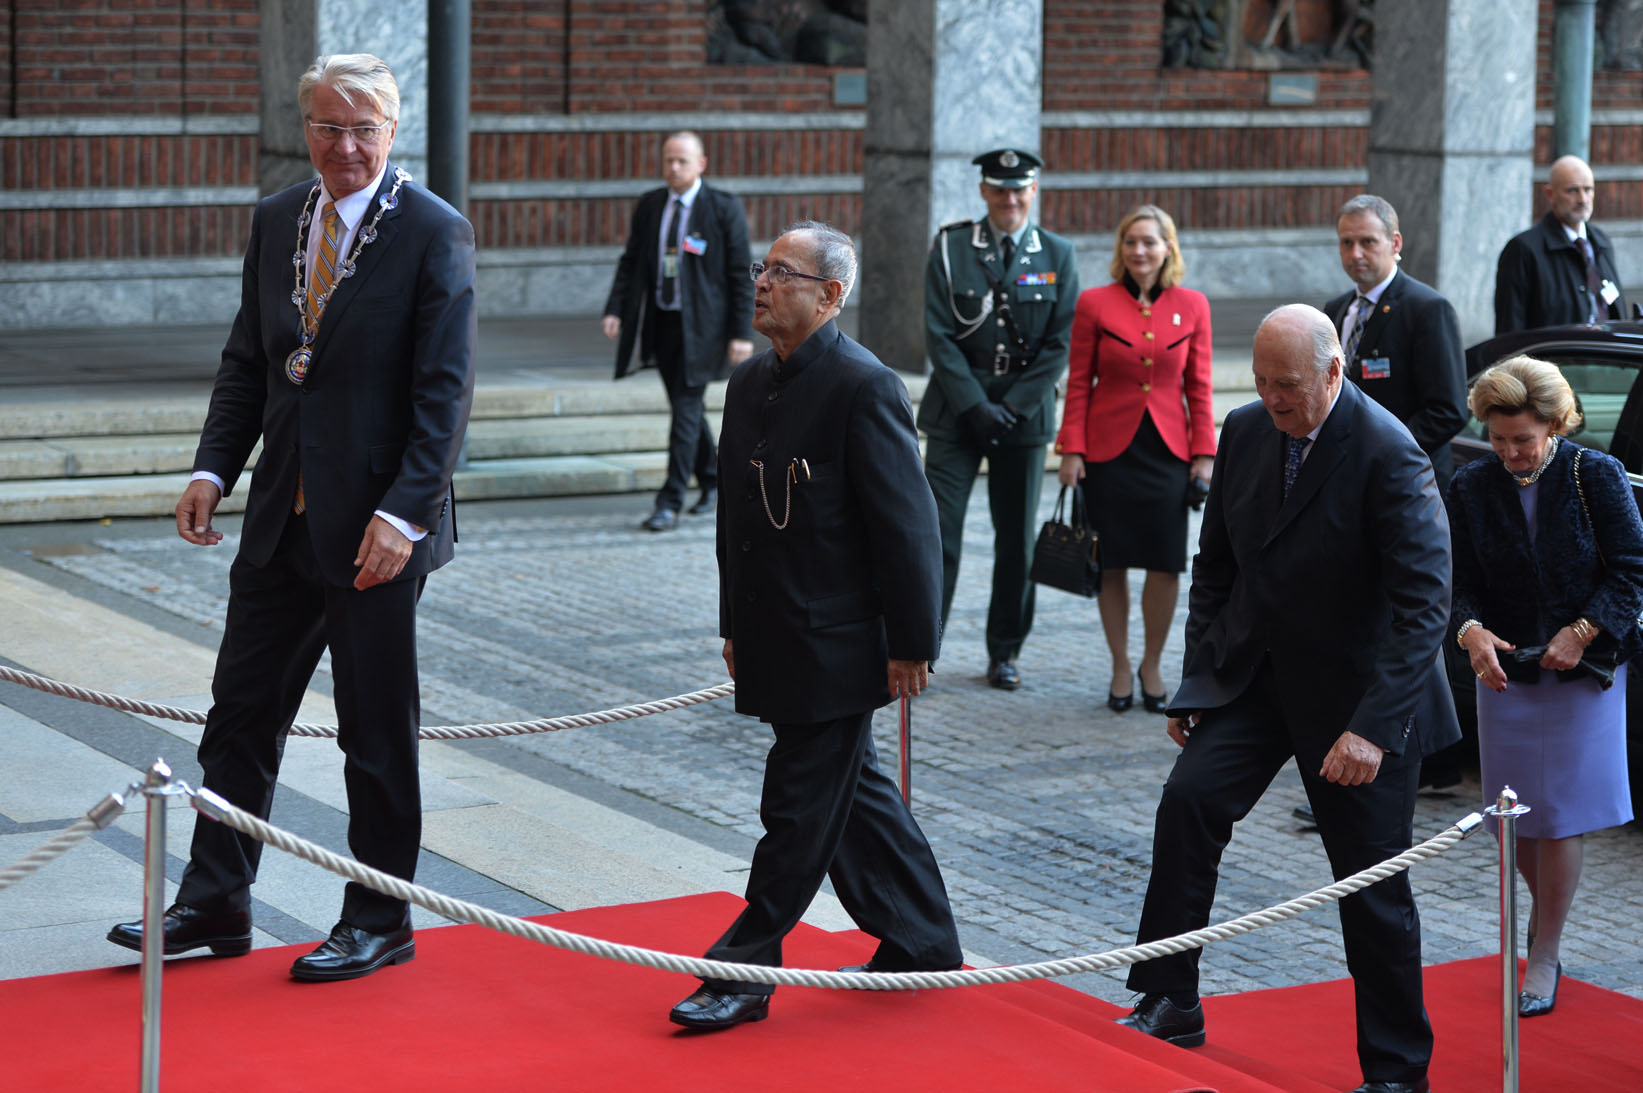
[1084,412,1190,573]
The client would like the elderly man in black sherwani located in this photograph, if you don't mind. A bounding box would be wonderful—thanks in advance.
[1117,305,1458,1093]
[668,221,963,1032]
[107,52,476,983]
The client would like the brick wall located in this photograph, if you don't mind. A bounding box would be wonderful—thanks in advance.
[6,0,257,117]
[472,0,566,113]
[4,206,253,260]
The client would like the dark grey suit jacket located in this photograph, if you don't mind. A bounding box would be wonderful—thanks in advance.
[196,165,477,587]
[717,321,943,724]
[1495,211,1625,333]
[1323,269,1466,486]
[1171,381,1460,763]
[604,182,754,389]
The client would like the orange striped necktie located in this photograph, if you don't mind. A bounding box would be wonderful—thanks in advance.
[294,201,340,515]
[304,202,342,334]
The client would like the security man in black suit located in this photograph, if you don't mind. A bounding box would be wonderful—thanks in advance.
[603,130,755,531]
[1323,194,1466,491]
[1117,305,1458,1093]
[920,148,1079,690]
[668,221,962,1032]
[1495,154,1626,333]
[107,53,476,982]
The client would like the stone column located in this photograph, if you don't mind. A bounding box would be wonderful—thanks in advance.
[860,0,1043,372]
[1368,0,1538,342]
[259,0,429,195]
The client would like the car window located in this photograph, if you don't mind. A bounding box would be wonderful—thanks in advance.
[1460,354,1643,467]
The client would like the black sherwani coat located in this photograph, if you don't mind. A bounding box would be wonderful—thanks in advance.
[717,320,943,722]
[1495,211,1625,334]
[1324,269,1467,488]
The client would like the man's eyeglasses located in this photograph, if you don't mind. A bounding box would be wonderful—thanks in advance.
[306,122,392,146]
[749,263,832,286]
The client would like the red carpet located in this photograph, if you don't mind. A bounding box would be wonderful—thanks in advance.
[3,893,1640,1091]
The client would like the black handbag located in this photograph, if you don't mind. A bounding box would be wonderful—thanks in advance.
[1030,484,1101,597]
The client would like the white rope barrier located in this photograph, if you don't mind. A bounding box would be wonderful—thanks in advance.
[190,782,1483,991]
[0,664,733,740]
[0,789,133,892]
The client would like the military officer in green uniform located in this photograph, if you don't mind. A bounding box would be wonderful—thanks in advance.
[920,148,1079,690]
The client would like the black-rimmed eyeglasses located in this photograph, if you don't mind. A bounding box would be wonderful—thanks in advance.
[749,262,832,286]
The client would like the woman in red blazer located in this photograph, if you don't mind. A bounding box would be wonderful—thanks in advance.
[1055,204,1215,712]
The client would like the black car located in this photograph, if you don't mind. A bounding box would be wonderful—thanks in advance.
[1452,321,1643,801]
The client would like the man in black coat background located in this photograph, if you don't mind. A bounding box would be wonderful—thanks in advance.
[1323,194,1466,492]
[1495,154,1626,333]
[107,53,476,982]
[667,221,962,1032]
[1117,305,1458,1093]
[602,131,755,532]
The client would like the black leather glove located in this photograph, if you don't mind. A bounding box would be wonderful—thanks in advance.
[961,401,1019,446]
[1186,475,1210,511]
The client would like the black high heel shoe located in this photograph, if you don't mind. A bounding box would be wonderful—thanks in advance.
[1518,961,1561,1018]
[1140,669,1169,714]
[1107,690,1134,713]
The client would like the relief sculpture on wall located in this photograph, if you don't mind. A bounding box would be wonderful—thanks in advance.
[1163,0,1374,71]
[708,0,867,66]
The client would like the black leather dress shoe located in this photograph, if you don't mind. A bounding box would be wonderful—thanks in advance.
[668,985,770,1030]
[688,489,717,516]
[289,921,415,982]
[987,659,1021,690]
[107,903,252,957]
[642,508,679,532]
[1518,961,1561,1017]
[1350,1080,1429,1093]
[1116,994,1205,1047]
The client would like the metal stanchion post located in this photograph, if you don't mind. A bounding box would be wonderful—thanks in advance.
[140,758,172,1093]
[899,695,912,806]
[1484,784,1531,1093]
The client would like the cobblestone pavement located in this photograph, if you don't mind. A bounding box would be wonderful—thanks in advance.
[7,483,1643,1006]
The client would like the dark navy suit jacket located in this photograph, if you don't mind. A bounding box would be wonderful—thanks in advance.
[1171,380,1460,763]
[196,165,477,588]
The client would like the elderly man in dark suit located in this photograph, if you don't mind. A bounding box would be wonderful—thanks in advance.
[603,130,755,532]
[107,53,475,982]
[1496,154,1626,333]
[1323,194,1466,491]
[668,221,962,1032]
[1116,305,1458,1093]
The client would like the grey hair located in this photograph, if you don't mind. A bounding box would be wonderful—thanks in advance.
[299,53,401,121]
[786,220,858,306]
[1336,193,1399,238]
[1260,303,1341,374]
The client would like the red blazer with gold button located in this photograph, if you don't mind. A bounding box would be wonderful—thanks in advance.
[1055,281,1215,465]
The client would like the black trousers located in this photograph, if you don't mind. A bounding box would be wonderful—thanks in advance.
[703,710,962,995]
[923,434,1045,661]
[176,513,424,933]
[1127,660,1432,1083]
[652,309,716,512]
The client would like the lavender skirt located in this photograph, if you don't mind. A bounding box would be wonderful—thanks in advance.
[1477,663,1632,839]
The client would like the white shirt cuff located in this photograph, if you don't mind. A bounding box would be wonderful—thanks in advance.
[190,470,226,493]
[375,510,427,542]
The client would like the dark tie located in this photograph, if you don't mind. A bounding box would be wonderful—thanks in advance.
[1580,236,1603,321]
[1341,294,1370,365]
[1283,435,1311,500]
[1000,234,1016,271]
[660,197,681,308]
